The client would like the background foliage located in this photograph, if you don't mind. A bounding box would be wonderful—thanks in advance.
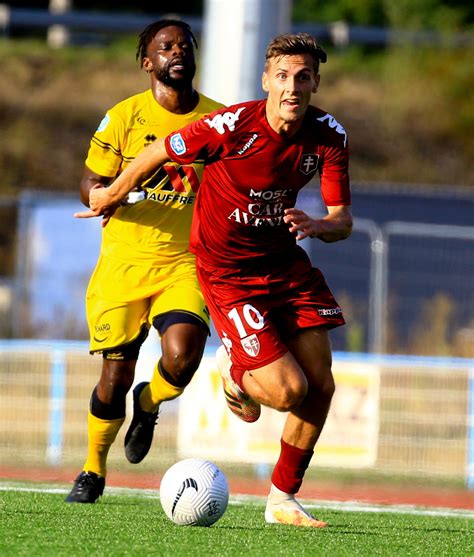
[8,0,474,26]
[294,0,474,28]
[1,1,473,194]
[0,37,473,196]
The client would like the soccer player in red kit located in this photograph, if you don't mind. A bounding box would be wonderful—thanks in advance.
[77,33,353,527]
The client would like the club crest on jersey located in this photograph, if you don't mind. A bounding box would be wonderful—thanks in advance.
[170,133,186,155]
[300,154,320,175]
[241,334,260,357]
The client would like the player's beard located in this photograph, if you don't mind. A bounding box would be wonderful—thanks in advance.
[155,61,196,90]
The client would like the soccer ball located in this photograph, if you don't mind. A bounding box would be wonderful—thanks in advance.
[159,458,229,526]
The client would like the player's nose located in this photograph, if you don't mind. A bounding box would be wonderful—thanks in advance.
[171,43,186,57]
[285,76,298,92]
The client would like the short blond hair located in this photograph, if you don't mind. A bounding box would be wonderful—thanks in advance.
[265,33,327,73]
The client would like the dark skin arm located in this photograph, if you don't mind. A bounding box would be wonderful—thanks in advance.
[75,138,169,218]
[79,166,113,207]
[79,165,119,225]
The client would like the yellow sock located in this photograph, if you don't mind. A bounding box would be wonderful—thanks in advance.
[83,411,125,477]
[139,363,184,413]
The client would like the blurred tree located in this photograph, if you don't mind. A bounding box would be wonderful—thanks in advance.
[444,0,474,20]
[294,0,388,26]
[8,0,474,25]
[7,0,204,13]
[385,0,468,29]
[293,0,474,27]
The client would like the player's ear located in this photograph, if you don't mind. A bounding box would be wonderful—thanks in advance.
[262,71,269,93]
[142,57,153,73]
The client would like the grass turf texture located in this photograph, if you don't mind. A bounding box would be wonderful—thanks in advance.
[0,485,472,556]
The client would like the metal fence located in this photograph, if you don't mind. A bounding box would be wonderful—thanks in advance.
[1,6,472,48]
[305,217,474,357]
[0,190,472,361]
[0,341,473,484]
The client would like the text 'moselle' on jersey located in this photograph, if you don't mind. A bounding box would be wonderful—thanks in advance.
[164,99,351,267]
[85,89,223,265]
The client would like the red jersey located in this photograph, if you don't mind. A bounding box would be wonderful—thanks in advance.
[164,99,350,267]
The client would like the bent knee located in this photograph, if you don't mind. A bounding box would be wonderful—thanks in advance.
[161,350,202,386]
[272,383,308,412]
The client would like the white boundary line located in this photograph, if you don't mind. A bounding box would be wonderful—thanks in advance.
[232,494,474,520]
[1,483,473,520]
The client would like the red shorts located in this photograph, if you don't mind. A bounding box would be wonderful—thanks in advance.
[196,251,345,388]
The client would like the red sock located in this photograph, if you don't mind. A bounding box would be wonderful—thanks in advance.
[271,439,314,494]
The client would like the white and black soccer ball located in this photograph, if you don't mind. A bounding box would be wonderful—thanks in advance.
[159,458,229,526]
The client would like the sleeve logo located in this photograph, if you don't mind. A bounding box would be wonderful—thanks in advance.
[170,133,187,155]
[96,114,110,133]
[205,107,246,135]
[316,113,347,147]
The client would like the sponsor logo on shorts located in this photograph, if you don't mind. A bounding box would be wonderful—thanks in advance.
[170,133,186,155]
[93,336,108,343]
[93,322,111,343]
[241,334,260,357]
[317,307,342,317]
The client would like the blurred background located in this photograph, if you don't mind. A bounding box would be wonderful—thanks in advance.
[0,0,473,498]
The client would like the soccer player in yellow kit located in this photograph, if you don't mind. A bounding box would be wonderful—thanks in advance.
[66,19,223,503]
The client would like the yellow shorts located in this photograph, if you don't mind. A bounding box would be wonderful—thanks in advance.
[86,253,209,352]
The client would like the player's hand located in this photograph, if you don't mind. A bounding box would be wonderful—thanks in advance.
[74,207,116,227]
[74,207,101,218]
[88,183,117,212]
[283,208,319,241]
[74,184,117,227]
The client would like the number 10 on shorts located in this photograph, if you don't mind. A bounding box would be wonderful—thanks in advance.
[228,304,265,338]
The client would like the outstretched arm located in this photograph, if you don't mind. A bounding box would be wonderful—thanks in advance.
[284,205,353,243]
[74,138,170,218]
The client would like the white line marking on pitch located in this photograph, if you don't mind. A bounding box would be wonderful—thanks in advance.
[1,483,472,520]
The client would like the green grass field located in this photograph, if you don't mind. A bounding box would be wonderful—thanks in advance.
[0,482,472,557]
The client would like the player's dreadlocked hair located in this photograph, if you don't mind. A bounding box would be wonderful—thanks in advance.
[265,33,327,73]
[136,19,198,67]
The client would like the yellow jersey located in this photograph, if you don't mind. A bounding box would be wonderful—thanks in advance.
[85,89,223,266]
